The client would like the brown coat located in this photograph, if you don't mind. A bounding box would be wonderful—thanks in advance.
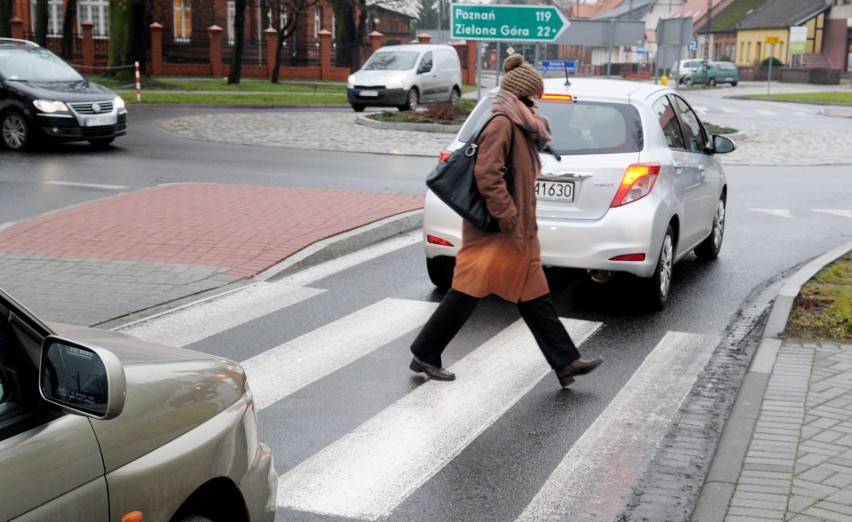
[451,114,550,303]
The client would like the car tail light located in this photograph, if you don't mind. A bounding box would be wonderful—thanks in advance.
[610,163,661,207]
[427,235,454,247]
[438,149,452,163]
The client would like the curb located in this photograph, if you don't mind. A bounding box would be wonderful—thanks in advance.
[98,209,423,331]
[691,240,852,522]
[355,114,461,134]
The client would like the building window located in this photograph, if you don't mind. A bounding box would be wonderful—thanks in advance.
[30,0,63,36]
[78,0,109,38]
[174,0,192,42]
[227,1,235,44]
[314,7,322,41]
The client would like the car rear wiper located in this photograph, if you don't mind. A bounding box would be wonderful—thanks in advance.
[543,144,562,161]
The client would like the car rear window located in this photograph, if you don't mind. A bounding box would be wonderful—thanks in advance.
[459,97,642,156]
[538,100,642,154]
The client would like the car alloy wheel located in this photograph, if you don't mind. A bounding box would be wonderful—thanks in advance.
[646,226,674,310]
[400,89,418,112]
[450,88,460,107]
[2,111,30,151]
[695,197,725,260]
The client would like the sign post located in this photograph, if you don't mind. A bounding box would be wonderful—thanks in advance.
[451,4,569,43]
[765,36,780,94]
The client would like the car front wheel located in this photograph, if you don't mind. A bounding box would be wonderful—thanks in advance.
[683,77,694,87]
[399,89,418,112]
[2,111,31,151]
[708,77,717,86]
[645,226,674,310]
[695,197,726,260]
[351,104,365,112]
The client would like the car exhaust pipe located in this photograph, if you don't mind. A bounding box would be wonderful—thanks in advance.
[587,270,613,284]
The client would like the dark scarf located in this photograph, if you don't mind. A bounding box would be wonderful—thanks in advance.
[491,89,553,151]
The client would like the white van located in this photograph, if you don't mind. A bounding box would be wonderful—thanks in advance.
[347,44,462,112]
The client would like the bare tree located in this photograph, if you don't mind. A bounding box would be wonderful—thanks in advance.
[268,0,322,83]
[61,0,77,59]
[0,0,14,37]
[228,0,247,84]
[33,0,48,45]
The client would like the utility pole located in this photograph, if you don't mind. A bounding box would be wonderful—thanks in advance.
[702,0,711,85]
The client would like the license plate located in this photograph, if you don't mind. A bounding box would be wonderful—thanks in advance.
[535,180,574,202]
[359,90,378,97]
[84,114,117,127]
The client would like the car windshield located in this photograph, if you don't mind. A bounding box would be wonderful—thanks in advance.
[459,96,642,156]
[363,51,419,71]
[0,48,84,81]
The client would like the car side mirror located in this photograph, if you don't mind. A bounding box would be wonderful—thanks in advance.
[39,336,126,420]
[712,135,736,154]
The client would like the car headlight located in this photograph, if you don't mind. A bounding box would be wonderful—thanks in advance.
[113,95,126,110]
[347,74,356,87]
[33,99,69,113]
[386,75,407,88]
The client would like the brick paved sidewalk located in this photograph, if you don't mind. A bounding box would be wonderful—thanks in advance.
[0,183,423,327]
[693,241,852,522]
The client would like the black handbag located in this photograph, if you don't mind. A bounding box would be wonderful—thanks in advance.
[426,114,515,233]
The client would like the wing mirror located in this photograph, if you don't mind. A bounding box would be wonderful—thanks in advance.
[712,135,736,154]
[39,336,126,420]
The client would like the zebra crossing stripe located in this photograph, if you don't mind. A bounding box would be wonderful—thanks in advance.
[242,298,439,410]
[118,284,326,347]
[814,209,852,219]
[276,318,601,520]
[516,331,719,521]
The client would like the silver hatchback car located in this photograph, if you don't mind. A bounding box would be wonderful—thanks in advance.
[422,78,736,309]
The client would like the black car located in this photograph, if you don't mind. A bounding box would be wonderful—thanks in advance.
[0,38,127,150]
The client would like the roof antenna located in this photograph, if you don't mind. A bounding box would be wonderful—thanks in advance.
[564,62,571,86]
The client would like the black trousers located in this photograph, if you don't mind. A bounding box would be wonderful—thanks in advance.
[410,289,581,369]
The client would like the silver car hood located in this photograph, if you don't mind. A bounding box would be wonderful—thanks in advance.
[52,324,248,473]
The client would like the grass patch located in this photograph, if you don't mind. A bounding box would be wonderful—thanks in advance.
[740,91,852,105]
[368,98,476,125]
[784,252,852,342]
[704,122,738,135]
[91,75,346,93]
[119,92,348,105]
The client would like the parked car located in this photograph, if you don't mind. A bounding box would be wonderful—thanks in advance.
[422,78,736,309]
[0,287,277,521]
[0,38,127,150]
[669,59,706,83]
[681,60,739,87]
[347,44,462,112]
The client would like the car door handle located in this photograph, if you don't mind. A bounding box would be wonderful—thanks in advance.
[672,160,684,171]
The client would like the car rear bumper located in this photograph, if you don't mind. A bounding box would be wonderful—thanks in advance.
[423,191,667,278]
[347,87,408,106]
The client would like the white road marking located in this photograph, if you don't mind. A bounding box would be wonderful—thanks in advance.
[44,180,127,190]
[516,331,719,521]
[119,285,326,347]
[116,230,421,345]
[749,208,794,218]
[276,318,601,520]
[814,209,852,219]
[243,298,438,410]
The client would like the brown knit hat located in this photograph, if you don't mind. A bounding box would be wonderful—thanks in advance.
[500,54,544,99]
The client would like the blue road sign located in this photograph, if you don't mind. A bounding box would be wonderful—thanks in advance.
[688,39,698,52]
[538,60,575,73]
